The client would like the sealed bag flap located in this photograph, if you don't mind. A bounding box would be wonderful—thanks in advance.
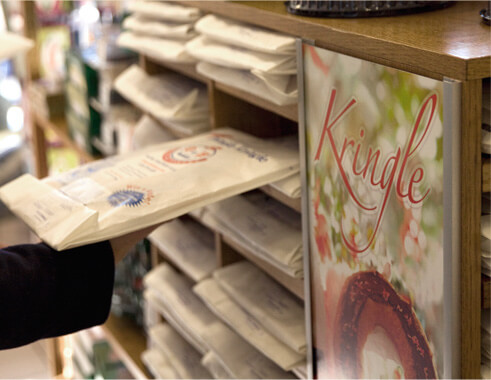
[194,14,296,54]
[0,173,98,249]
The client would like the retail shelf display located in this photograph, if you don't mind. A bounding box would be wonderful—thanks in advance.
[26,1,490,379]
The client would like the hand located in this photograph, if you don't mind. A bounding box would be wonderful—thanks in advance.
[109,223,161,264]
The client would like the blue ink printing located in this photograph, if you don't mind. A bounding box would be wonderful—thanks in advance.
[108,190,145,208]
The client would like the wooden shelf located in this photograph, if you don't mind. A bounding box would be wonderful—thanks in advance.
[32,112,96,163]
[213,81,298,122]
[483,157,490,193]
[102,313,149,379]
[221,233,304,300]
[141,55,208,84]
[177,1,490,81]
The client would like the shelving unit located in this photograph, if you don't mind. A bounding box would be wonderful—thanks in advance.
[26,1,490,379]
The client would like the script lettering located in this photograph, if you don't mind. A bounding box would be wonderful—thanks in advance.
[314,89,437,255]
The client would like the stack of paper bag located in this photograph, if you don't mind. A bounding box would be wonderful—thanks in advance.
[201,322,296,379]
[213,261,306,355]
[132,115,176,150]
[185,14,297,106]
[0,129,299,250]
[194,277,305,371]
[141,349,179,379]
[114,64,210,134]
[143,263,223,354]
[201,351,233,379]
[147,323,211,379]
[148,218,216,282]
[118,1,200,63]
[205,192,303,277]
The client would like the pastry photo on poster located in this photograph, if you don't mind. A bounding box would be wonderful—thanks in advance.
[301,44,453,379]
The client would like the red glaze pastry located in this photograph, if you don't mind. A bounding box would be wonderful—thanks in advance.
[334,270,437,379]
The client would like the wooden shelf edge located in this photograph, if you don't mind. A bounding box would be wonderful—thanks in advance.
[32,112,96,163]
[483,157,490,193]
[141,55,208,84]
[214,81,298,122]
[260,184,302,213]
[102,313,149,379]
[483,274,490,309]
[221,234,304,300]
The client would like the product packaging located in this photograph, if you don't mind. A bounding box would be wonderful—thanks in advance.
[127,1,201,22]
[201,322,296,379]
[194,277,305,370]
[185,36,297,75]
[194,14,295,54]
[205,192,303,277]
[197,62,297,106]
[141,349,179,379]
[213,261,306,354]
[149,323,211,379]
[201,351,233,379]
[117,33,195,63]
[149,218,216,282]
[123,15,196,40]
[0,128,299,250]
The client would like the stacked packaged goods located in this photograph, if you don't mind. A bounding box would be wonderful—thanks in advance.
[148,218,216,282]
[145,323,211,379]
[186,14,298,106]
[212,261,307,355]
[114,64,210,134]
[118,1,200,63]
[131,115,176,150]
[143,263,222,354]
[194,277,305,371]
[204,191,303,278]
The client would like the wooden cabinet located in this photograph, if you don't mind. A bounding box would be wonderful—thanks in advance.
[28,1,489,378]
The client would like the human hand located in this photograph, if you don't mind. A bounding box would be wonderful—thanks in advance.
[109,223,161,264]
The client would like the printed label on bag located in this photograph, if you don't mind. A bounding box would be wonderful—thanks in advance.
[162,145,221,164]
[107,185,154,208]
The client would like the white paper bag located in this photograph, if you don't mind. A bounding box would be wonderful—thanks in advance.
[149,323,211,379]
[145,289,207,354]
[0,128,299,250]
[114,65,207,122]
[127,1,201,22]
[149,218,216,282]
[270,173,302,199]
[194,14,295,54]
[117,32,195,63]
[194,278,305,370]
[141,349,180,379]
[144,264,222,352]
[132,115,176,150]
[197,61,297,106]
[123,15,196,40]
[202,322,296,379]
[201,351,234,379]
[186,36,297,75]
[206,193,303,277]
[213,261,306,354]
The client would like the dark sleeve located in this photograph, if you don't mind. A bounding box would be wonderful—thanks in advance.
[0,240,115,350]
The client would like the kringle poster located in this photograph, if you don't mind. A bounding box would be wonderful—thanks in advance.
[302,45,452,379]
